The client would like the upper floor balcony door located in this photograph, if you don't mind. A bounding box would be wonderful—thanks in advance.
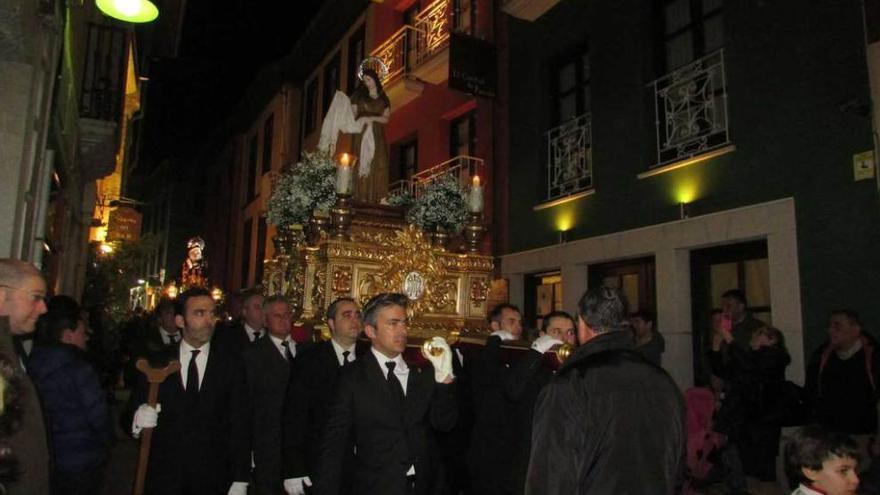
[650,0,731,169]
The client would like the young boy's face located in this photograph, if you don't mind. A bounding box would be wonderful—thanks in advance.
[804,455,859,495]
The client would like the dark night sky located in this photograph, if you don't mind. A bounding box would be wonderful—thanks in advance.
[139,0,322,173]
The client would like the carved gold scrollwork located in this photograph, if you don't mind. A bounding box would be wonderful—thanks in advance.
[311,265,326,319]
[470,278,488,308]
[331,266,353,300]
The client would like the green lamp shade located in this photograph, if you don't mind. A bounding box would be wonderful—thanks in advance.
[96,0,159,23]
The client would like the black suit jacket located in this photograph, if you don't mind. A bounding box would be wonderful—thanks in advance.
[283,340,368,485]
[466,336,517,494]
[133,344,250,495]
[134,325,179,363]
[503,349,555,495]
[316,351,457,495]
[243,336,295,493]
[214,321,258,354]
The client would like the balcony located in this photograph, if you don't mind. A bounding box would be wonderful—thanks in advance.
[648,49,732,170]
[370,25,424,109]
[501,0,563,22]
[542,113,592,204]
[370,0,454,108]
[389,155,484,199]
[78,23,127,181]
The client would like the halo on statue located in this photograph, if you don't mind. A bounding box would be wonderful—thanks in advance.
[358,56,389,82]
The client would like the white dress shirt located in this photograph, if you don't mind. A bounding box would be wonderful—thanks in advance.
[268,334,296,360]
[179,340,209,390]
[244,322,263,342]
[159,326,180,345]
[331,338,356,366]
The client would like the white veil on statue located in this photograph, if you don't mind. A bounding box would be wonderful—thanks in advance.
[317,57,389,178]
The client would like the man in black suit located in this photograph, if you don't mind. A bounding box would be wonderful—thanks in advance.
[467,303,524,494]
[242,295,300,494]
[283,297,366,495]
[131,287,250,495]
[316,293,457,495]
[134,298,181,362]
[214,289,264,353]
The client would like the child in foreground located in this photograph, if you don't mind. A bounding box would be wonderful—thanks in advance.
[784,426,860,495]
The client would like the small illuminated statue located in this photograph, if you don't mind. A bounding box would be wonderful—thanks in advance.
[180,236,209,289]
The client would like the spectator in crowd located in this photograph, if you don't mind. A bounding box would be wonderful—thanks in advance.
[710,325,791,494]
[784,426,859,495]
[29,311,112,495]
[720,289,766,350]
[526,286,685,494]
[631,309,665,366]
[805,309,880,469]
[0,258,49,494]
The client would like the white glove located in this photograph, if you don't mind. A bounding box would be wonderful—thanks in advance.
[227,482,248,495]
[532,334,563,354]
[284,476,312,495]
[421,337,454,383]
[490,330,515,341]
[132,403,161,438]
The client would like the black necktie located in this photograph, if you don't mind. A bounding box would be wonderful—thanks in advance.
[342,350,351,367]
[282,341,294,362]
[385,361,405,404]
[252,331,261,341]
[186,349,200,403]
[170,334,179,344]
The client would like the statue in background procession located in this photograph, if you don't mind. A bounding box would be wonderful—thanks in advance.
[180,236,209,289]
[319,58,391,203]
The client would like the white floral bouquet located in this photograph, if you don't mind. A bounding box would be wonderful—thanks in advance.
[267,150,336,227]
[406,175,469,233]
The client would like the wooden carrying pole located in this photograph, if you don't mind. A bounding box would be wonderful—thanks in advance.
[132,358,181,495]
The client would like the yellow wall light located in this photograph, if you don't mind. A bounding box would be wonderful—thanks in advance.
[96,0,159,23]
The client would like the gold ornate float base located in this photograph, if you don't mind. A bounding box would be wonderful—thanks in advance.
[265,210,494,343]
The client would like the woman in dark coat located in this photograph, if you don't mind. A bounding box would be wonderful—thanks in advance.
[28,311,112,495]
[710,325,790,492]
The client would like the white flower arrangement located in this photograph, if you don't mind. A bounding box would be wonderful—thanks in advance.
[267,150,336,228]
[406,175,469,233]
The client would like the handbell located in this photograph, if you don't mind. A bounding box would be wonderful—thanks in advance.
[422,338,446,357]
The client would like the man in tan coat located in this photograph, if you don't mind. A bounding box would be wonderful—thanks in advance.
[0,259,50,494]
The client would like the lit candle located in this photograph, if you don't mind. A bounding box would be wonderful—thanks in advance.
[469,175,483,213]
[336,153,353,195]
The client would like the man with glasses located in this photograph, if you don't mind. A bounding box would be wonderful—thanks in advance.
[0,258,49,494]
[241,295,301,494]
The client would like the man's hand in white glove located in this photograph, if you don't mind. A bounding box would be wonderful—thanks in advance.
[132,403,161,438]
[421,337,454,383]
[227,482,248,495]
[531,334,563,354]
[284,476,312,495]
[490,330,515,341]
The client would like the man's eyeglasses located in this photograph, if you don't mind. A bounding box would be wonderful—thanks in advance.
[0,285,48,305]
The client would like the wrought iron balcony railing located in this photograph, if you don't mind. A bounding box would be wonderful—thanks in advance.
[413,0,452,66]
[545,113,592,202]
[388,155,484,200]
[650,49,730,168]
[371,25,421,85]
[80,23,127,122]
[370,0,453,85]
